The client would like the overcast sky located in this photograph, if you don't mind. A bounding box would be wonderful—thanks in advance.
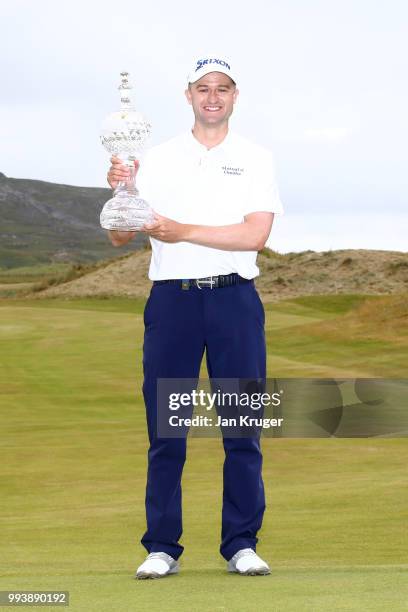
[1,0,407,252]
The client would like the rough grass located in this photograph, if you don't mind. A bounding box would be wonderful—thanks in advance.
[9,248,406,301]
[0,262,73,283]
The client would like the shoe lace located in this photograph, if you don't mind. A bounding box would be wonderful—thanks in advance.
[230,548,256,563]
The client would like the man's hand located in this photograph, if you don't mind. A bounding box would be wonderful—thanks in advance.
[107,156,140,190]
[141,214,187,243]
[108,230,137,247]
[140,211,273,251]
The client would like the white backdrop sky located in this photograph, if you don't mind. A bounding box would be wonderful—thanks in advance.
[1,0,407,252]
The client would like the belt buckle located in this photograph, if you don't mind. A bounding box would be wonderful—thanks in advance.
[196,276,217,290]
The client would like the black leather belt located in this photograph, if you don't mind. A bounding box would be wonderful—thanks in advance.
[153,273,252,290]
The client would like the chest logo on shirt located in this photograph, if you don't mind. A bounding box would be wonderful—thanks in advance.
[222,165,244,176]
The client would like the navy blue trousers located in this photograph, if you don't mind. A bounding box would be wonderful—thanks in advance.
[141,280,266,561]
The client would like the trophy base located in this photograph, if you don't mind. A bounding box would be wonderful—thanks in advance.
[100,193,154,231]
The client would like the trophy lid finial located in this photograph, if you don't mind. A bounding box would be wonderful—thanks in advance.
[118,71,133,109]
[119,71,131,90]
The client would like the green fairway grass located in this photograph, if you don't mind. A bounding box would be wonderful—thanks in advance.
[1,296,407,611]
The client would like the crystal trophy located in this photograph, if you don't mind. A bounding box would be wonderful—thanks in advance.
[100,71,154,230]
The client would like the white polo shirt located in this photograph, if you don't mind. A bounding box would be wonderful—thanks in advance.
[137,130,284,280]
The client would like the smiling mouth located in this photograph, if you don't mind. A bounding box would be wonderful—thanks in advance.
[203,106,222,112]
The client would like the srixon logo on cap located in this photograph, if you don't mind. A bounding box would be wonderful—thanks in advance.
[195,58,231,72]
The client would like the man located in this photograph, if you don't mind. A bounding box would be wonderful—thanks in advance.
[106,56,284,578]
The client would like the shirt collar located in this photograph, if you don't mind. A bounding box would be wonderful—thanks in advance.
[186,129,235,154]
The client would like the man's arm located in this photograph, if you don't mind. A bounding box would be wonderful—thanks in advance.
[105,157,274,250]
[142,211,274,251]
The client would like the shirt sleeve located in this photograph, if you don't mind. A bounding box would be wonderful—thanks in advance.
[243,152,284,216]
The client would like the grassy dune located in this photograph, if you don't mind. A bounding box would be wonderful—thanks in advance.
[0,295,407,611]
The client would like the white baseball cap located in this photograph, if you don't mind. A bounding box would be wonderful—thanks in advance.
[187,56,237,85]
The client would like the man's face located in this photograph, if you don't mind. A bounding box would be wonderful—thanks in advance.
[185,72,238,127]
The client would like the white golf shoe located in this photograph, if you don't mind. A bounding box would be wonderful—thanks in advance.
[227,548,271,576]
[135,552,179,579]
